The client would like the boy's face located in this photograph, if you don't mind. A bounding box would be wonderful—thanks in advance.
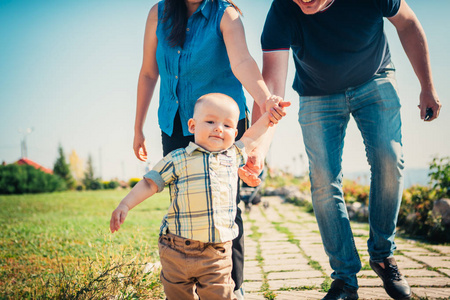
[188,96,239,152]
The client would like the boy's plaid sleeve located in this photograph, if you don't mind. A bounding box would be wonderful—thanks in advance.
[143,153,175,193]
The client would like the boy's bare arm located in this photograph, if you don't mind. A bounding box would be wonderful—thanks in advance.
[110,178,158,233]
[239,98,290,155]
[239,112,271,155]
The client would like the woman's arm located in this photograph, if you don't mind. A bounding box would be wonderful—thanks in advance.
[134,4,160,161]
[238,50,290,186]
[220,7,285,123]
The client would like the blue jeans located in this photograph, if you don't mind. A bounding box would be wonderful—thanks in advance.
[298,69,404,290]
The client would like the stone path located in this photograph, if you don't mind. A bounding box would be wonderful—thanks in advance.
[241,196,450,300]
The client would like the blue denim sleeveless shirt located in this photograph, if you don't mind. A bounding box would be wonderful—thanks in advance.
[156,0,247,136]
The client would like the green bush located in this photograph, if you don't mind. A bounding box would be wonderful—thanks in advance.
[129,178,141,188]
[0,164,66,194]
[343,180,370,206]
[102,180,120,190]
[88,179,103,190]
[429,156,450,199]
[398,185,449,243]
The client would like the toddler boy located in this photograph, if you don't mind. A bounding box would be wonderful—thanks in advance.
[110,93,288,299]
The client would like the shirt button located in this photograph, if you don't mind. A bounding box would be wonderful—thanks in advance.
[175,75,178,79]
[186,28,190,31]
[177,50,180,54]
[185,240,191,245]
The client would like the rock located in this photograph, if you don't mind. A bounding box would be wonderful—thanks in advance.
[432,198,450,226]
[263,187,277,196]
[143,261,161,274]
[347,204,357,220]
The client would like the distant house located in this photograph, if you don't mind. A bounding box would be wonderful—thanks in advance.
[15,158,53,174]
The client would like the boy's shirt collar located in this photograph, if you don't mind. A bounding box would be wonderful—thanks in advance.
[185,140,245,156]
[186,141,224,155]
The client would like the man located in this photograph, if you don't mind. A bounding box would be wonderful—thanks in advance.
[253,0,441,299]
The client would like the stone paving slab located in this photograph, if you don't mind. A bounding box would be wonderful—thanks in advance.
[245,280,263,292]
[411,287,450,298]
[411,256,450,268]
[264,257,310,266]
[242,195,450,299]
[268,278,324,290]
[407,276,450,286]
[357,287,392,299]
[273,290,327,300]
[264,253,303,261]
[244,272,264,281]
[244,292,266,300]
[438,268,450,277]
[267,270,324,280]
[263,263,313,273]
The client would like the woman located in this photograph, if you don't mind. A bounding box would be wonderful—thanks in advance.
[133,0,284,297]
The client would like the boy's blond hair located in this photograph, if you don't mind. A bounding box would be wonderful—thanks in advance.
[193,93,240,119]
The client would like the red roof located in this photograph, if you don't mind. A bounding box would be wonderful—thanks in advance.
[16,158,53,174]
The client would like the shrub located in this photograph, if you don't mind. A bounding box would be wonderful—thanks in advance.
[129,178,141,188]
[0,164,66,194]
[88,179,103,190]
[343,180,370,206]
[429,156,450,199]
[398,185,449,243]
[102,180,120,190]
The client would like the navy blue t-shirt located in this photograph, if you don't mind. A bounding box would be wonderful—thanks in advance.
[261,0,401,96]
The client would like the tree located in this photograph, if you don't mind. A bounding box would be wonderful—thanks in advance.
[53,144,75,189]
[83,154,102,190]
[69,150,84,183]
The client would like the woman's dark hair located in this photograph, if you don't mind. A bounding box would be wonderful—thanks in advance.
[162,0,242,48]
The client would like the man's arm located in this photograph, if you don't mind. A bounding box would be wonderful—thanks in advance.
[238,51,290,186]
[221,7,286,123]
[388,0,441,121]
[251,50,290,153]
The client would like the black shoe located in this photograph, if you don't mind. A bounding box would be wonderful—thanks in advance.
[370,257,411,300]
[322,279,359,300]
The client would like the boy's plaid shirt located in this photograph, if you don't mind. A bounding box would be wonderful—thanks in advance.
[144,141,247,243]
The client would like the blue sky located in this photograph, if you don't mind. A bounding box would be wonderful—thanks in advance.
[0,0,449,183]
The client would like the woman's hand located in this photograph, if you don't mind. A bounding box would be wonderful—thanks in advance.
[133,131,148,161]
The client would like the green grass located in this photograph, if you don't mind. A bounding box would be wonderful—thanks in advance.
[0,189,169,299]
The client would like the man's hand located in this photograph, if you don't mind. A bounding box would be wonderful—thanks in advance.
[133,131,148,161]
[418,89,441,122]
[110,203,129,233]
[239,151,265,187]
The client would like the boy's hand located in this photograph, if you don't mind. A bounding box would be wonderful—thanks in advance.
[239,151,264,187]
[264,95,291,126]
[110,203,129,233]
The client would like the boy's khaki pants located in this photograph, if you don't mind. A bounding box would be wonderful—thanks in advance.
[158,233,236,300]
